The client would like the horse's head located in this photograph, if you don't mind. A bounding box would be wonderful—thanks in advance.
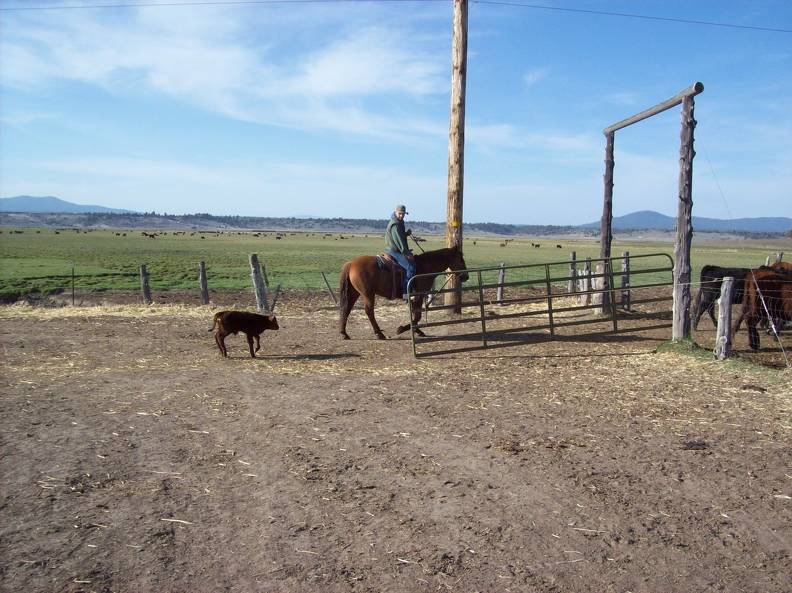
[449,245,469,282]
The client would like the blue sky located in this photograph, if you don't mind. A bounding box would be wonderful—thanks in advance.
[1,0,790,224]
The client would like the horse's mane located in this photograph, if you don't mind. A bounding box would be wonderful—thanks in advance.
[414,245,460,273]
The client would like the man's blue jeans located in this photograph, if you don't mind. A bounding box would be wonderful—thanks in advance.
[387,250,415,296]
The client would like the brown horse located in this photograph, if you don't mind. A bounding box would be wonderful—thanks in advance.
[339,246,469,340]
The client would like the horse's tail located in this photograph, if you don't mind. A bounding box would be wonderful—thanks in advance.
[339,262,352,313]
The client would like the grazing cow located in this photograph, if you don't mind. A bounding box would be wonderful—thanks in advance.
[733,270,792,350]
[209,311,279,358]
[692,262,792,329]
[692,265,749,328]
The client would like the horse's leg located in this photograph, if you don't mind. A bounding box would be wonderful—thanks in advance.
[362,293,386,340]
[748,318,760,350]
[396,296,425,336]
[339,287,360,340]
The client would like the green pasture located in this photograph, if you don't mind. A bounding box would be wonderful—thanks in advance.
[0,227,788,299]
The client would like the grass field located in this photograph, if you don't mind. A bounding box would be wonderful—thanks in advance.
[0,227,788,299]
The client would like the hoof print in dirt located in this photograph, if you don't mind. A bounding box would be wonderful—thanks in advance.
[681,439,709,451]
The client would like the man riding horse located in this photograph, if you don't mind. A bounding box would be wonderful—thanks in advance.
[385,204,415,299]
[338,208,469,340]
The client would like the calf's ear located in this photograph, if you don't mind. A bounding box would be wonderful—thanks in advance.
[268,315,276,321]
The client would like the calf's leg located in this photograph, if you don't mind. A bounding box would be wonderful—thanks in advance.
[215,331,228,357]
[246,333,256,358]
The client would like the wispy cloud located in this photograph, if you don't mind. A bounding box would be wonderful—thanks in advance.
[0,6,449,142]
[522,67,548,88]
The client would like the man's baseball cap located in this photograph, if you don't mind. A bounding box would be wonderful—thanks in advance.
[395,204,408,214]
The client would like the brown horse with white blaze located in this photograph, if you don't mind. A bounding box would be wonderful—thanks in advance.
[339,246,469,340]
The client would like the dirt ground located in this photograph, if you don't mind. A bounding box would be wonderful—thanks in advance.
[1,289,791,593]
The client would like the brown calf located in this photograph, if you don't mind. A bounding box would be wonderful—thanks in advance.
[733,270,792,350]
[209,311,279,358]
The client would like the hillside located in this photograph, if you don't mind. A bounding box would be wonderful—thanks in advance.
[0,195,131,214]
[582,210,792,233]
[1,197,789,237]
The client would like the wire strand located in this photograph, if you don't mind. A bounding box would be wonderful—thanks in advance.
[472,1,792,34]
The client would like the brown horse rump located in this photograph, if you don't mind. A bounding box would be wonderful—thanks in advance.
[376,253,405,300]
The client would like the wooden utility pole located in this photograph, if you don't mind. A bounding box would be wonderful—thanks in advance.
[445,0,468,314]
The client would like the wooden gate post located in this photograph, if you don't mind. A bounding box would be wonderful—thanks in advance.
[249,254,270,313]
[496,262,506,304]
[568,251,577,294]
[765,256,771,266]
[672,93,697,341]
[445,0,468,314]
[199,261,209,305]
[714,276,734,360]
[621,251,630,310]
[139,264,152,305]
[776,252,784,263]
[599,131,615,310]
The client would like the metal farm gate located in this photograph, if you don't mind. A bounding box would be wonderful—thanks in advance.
[406,253,675,357]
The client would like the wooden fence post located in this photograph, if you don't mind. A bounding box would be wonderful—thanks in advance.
[199,261,209,305]
[714,276,734,360]
[496,262,506,304]
[776,252,784,263]
[580,258,592,306]
[139,264,152,305]
[568,251,577,294]
[249,254,270,313]
[593,263,605,312]
[621,251,630,310]
[765,256,771,266]
[320,272,338,306]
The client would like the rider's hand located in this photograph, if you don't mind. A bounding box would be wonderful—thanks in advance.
[405,229,412,236]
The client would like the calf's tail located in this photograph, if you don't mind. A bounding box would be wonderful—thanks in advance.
[208,312,222,332]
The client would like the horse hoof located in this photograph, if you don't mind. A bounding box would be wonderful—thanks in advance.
[341,333,351,340]
[376,333,387,340]
[395,325,408,335]
[415,329,426,337]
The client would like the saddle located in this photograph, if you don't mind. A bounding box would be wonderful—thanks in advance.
[377,253,405,300]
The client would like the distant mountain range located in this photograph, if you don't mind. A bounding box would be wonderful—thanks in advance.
[0,195,132,214]
[1,196,790,235]
[581,210,792,233]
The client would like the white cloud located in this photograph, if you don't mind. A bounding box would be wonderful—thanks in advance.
[0,6,447,142]
[522,67,548,88]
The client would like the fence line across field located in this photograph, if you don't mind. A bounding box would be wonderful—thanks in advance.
[11,250,789,310]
